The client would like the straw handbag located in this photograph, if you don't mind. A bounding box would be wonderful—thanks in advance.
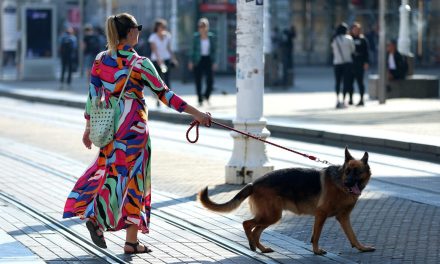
[89,59,137,147]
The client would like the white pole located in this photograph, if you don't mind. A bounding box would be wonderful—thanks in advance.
[378,0,387,104]
[170,0,178,52]
[398,0,411,56]
[225,0,273,184]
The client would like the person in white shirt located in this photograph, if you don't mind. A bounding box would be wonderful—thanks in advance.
[331,23,355,108]
[148,19,178,90]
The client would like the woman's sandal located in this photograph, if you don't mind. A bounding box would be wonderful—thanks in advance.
[124,241,152,254]
[86,220,107,248]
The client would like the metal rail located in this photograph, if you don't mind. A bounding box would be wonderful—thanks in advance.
[0,192,128,264]
[0,150,281,264]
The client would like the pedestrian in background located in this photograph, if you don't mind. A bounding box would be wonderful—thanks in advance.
[63,12,211,254]
[386,39,407,81]
[350,22,369,106]
[188,18,216,106]
[148,18,177,107]
[331,23,354,108]
[83,25,101,81]
[148,19,177,87]
[281,25,296,87]
[59,27,77,89]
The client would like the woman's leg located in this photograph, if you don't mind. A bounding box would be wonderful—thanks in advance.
[334,64,343,102]
[204,57,214,102]
[125,225,147,252]
[194,63,203,105]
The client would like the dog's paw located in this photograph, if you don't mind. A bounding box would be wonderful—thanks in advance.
[249,244,256,251]
[359,245,375,252]
[260,247,274,253]
[313,248,327,255]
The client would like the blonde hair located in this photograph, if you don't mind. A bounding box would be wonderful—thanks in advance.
[198,17,209,29]
[105,13,137,52]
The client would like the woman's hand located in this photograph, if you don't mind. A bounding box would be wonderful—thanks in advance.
[188,62,193,71]
[171,58,179,67]
[193,111,212,127]
[83,129,92,149]
[184,105,212,126]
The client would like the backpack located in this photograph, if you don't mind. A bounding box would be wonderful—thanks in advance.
[60,35,74,56]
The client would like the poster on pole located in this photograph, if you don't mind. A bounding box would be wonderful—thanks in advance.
[1,1,17,52]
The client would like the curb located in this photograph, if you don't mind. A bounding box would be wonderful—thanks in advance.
[1,90,439,163]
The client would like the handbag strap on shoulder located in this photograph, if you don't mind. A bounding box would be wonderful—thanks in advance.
[116,57,138,105]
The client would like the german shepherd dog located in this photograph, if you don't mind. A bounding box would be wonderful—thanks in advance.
[198,147,375,255]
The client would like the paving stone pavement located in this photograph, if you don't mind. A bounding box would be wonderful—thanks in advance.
[1,128,439,263]
[0,138,353,263]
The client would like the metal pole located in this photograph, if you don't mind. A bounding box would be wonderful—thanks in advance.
[170,0,178,52]
[225,0,273,184]
[0,1,3,79]
[78,0,84,77]
[378,0,387,104]
[106,0,112,18]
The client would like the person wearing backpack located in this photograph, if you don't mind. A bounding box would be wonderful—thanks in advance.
[59,27,77,89]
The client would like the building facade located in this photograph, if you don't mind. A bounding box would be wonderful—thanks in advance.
[1,0,439,78]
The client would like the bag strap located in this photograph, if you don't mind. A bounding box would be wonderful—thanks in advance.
[116,57,138,105]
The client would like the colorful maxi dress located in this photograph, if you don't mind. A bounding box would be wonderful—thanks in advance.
[63,44,187,233]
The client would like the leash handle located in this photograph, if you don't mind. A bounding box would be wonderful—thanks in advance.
[186,117,334,166]
[186,120,200,143]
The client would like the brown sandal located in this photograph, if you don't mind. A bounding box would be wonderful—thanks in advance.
[124,241,152,254]
[86,220,107,248]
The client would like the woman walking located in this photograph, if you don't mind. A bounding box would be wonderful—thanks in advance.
[63,13,211,254]
[331,23,354,108]
[188,18,217,106]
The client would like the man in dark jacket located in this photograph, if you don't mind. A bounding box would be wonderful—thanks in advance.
[386,39,407,81]
[350,22,369,106]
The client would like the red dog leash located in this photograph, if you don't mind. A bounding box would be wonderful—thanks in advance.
[186,116,333,166]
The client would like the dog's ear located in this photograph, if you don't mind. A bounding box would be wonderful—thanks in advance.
[361,152,369,164]
[345,146,354,163]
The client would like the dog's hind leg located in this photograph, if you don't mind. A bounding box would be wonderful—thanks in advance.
[311,210,328,255]
[252,205,282,253]
[336,213,375,253]
[243,219,258,251]
[253,225,274,253]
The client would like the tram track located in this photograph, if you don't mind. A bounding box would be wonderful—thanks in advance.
[0,146,282,264]
[0,191,128,264]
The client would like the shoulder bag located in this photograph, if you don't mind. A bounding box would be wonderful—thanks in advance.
[89,58,137,147]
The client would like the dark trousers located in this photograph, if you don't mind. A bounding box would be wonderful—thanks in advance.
[194,56,213,103]
[60,56,73,84]
[351,63,365,101]
[334,63,353,101]
[152,59,171,89]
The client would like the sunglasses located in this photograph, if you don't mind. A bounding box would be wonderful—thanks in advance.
[133,24,143,31]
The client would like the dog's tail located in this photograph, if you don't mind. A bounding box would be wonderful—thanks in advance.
[198,184,253,213]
